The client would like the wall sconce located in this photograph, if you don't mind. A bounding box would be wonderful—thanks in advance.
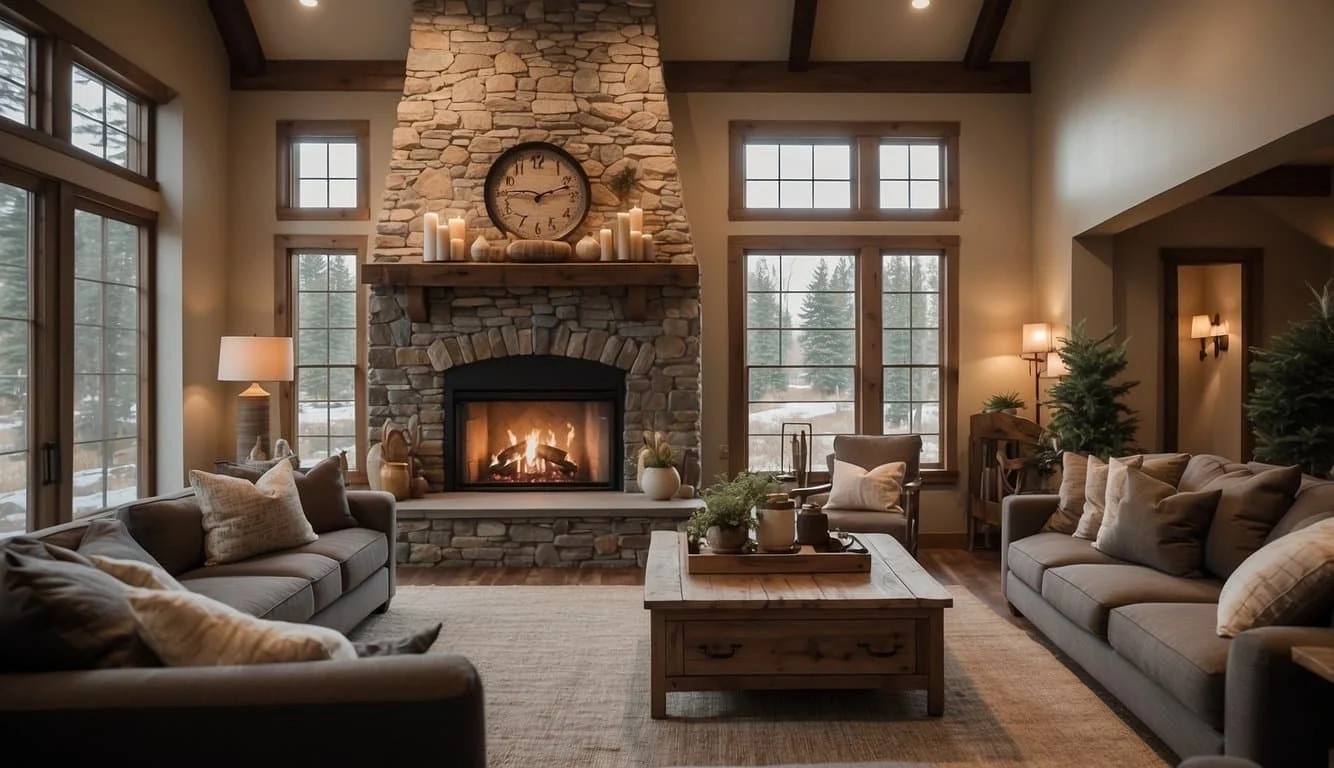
[1020,323,1052,425]
[1189,314,1229,360]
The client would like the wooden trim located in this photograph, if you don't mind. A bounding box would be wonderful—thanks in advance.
[0,117,159,191]
[1214,165,1333,198]
[787,0,818,73]
[941,244,960,476]
[1160,248,1263,460]
[963,0,1012,71]
[276,120,371,222]
[856,245,881,436]
[732,120,961,139]
[664,60,1030,94]
[233,59,406,92]
[206,0,265,78]
[53,180,73,522]
[726,242,746,478]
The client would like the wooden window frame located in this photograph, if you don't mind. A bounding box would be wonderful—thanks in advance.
[273,235,369,486]
[276,120,371,222]
[728,120,960,223]
[727,234,959,485]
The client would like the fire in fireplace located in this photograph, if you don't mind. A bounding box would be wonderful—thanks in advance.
[443,356,625,491]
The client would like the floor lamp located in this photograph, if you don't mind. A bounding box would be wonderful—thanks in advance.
[218,336,294,462]
[1020,323,1052,427]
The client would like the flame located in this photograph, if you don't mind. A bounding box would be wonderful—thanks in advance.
[506,429,518,447]
[566,422,575,448]
[524,429,539,470]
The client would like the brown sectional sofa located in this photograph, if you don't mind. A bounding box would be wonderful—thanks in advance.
[0,488,486,766]
[1001,454,1334,768]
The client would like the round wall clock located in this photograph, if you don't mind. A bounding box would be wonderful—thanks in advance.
[483,141,591,240]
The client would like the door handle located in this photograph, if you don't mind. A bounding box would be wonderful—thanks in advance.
[857,640,904,658]
[40,442,60,485]
[697,643,742,659]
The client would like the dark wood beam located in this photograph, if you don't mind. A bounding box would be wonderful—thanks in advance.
[963,0,1011,71]
[1215,165,1333,197]
[664,60,1029,94]
[231,60,407,92]
[788,0,818,72]
[207,0,265,78]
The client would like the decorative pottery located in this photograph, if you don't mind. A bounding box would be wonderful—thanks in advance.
[574,234,602,262]
[675,483,695,499]
[364,443,384,491]
[796,503,830,546]
[640,466,680,501]
[755,493,796,553]
[380,461,411,501]
[410,476,429,499]
[247,435,267,461]
[470,234,490,262]
[705,524,748,554]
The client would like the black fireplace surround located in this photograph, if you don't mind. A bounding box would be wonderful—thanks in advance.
[443,355,625,491]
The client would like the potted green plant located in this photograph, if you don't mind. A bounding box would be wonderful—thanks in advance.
[1038,321,1140,471]
[982,391,1025,414]
[1246,282,1334,478]
[687,472,775,553]
[638,431,681,500]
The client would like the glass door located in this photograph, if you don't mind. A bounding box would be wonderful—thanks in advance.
[0,181,31,534]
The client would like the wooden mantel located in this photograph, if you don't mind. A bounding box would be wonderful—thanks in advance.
[359,261,700,322]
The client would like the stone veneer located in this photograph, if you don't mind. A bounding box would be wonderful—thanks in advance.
[398,516,685,568]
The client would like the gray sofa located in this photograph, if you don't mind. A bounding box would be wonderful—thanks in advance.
[1001,454,1334,768]
[0,488,486,766]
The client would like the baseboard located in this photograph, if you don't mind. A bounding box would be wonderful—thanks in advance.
[918,532,969,549]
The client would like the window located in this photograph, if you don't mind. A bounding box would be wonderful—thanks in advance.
[730,235,958,479]
[0,179,30,534]
[277,121,370,221]
[70,66,141,171]
[730,121,959,221]
[276,236,367,476]
[0,20,30,126]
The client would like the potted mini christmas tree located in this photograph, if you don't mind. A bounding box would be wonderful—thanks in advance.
[1039,321,1140,469]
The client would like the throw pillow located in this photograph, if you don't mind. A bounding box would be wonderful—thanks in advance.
[190,460,317,567]
[1074,455,1114,540]
[76,518,168,568]
[353,623,443,657]
[123,586,356,665]
[0,538,160,671]
[1091,453,1191,546]
[1216,518,1334,637]
[1203,464,1302,579]
[1043,452,1088,534]
[827,459,906,512]
[294,455,358,534]
[88,554,187,592]
[1093,467,1221,577]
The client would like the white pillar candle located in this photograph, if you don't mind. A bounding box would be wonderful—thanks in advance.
[448,217,466,243]
[422,212,439,262]
[615,212,631,261]
[450,237,465,262]
[630,229,643,261]
[435,224,448,264]
[641,233,654,262]
[599,228,613,262]
[628,206,643,233]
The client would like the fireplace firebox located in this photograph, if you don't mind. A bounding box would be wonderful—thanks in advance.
[443,356,624,491]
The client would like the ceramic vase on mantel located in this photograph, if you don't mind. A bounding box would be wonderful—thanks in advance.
[380,461,411,501]
[640,466,680,501]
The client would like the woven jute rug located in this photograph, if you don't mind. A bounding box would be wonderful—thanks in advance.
[350,584,1169,768]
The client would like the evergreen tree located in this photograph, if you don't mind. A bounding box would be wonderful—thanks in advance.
[746,259,787,397]
[799,257,854,396]
[1246,282,1334,478]
[1043,321,1139,461]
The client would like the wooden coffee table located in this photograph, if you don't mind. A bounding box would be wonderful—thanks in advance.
[643,530,953,719]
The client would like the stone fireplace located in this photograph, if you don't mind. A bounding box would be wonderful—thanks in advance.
[364,0,701,566]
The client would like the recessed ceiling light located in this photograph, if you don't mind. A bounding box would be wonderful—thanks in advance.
[911,0,930,8]
[299,0,318,7]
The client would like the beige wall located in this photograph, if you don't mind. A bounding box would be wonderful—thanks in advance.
[1032,0,1334,334]
[38,0,231,488]
[1176,264,1243,458]
[1112,196,1333,453]
[669,92,1032,535]
[224,91,400,455]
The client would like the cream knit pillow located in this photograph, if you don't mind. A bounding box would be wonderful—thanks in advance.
[1217,518,1334,637]
[190,460,316,566]
[827,459,906,512]
[88,554,187,592]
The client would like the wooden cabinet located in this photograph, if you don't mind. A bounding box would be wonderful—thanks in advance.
[967,412,1043,550]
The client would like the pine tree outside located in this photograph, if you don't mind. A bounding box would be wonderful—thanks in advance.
[294,251,359,468]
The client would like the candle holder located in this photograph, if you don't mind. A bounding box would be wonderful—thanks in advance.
[778,421,813,487]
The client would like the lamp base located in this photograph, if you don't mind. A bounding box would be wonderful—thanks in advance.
[236,383,272,462]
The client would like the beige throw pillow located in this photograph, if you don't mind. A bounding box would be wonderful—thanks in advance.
[1074,455,1121,540]
[1216,518,1334,637]
[1092,467,1220,576]
[88,554,187,592]
[190,460,316,566]
[827,459,906,512]
[1043,453,1088,534]
[123,586,356,665]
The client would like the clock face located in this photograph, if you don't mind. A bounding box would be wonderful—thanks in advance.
[483,142,591,240]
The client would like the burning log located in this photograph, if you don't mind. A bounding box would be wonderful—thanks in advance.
[489,441,578,476]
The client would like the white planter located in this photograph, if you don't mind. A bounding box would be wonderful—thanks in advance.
[640,466,680,501]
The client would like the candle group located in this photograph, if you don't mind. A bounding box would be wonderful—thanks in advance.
[422,214,468,262]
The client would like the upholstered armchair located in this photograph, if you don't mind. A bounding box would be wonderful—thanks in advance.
[790,434,923,556]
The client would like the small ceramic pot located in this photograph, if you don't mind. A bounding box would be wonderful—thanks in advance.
[410,476,429,499]
[380,461,411,501]
[640,466,680,501]
[705,524,748,554]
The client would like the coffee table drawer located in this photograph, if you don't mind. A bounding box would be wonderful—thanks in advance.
[681,619,916,676]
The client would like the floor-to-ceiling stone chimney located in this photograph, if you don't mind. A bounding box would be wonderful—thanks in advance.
[367,0,700,498]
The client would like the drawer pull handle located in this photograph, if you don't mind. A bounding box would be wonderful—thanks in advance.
[857,641,904,658]
[697,643,742,659]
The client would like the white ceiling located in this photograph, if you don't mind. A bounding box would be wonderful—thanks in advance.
[245,0,1051,62]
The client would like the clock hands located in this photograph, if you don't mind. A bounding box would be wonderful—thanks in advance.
[533,184,571,202]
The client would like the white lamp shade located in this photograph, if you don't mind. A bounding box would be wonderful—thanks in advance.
[1043,351,1069,377]
[1189,315,1212,339]
[1021,323,1052,355]
[218,336,294,382]
[1210,318,1229,336]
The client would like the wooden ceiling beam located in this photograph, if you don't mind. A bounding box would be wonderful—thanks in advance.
[788,0,818,73]
[663,60,1030,94]
[207,0,266,78]
[1215,165,1333,197]
[231,60,407,92]
[963,0,1011,71]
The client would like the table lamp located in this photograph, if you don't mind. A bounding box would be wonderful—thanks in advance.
[218,336,294,461]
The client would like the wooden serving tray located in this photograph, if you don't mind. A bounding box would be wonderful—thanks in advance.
[687,545,871,575]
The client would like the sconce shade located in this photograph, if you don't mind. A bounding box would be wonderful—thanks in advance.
[218,336,294,382]
[1190,315,1212,340]
[1021,323,1052,356]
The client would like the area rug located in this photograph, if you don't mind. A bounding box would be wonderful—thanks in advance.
[350,585,1169,768]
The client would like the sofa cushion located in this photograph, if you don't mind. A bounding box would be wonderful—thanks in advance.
[1043,452,1088,534]
[1217,518,1334,637]
[1178,454,1247,492]
[1108,602,1229,729]
[212,456,357,535]
[116,490,205,576]
[180,574,314,623]
[1267,479,1334,543]
[823,508,907,539]
[828,459,905,512]
[1203,464,1302,579]
[178,552,341,613]
[1041,563,1223,637]
[75,518,166,568]
[290,528,389,592]
[1007,532,1124,593]
[191,462,318,566]
[1093,468,1221,577]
